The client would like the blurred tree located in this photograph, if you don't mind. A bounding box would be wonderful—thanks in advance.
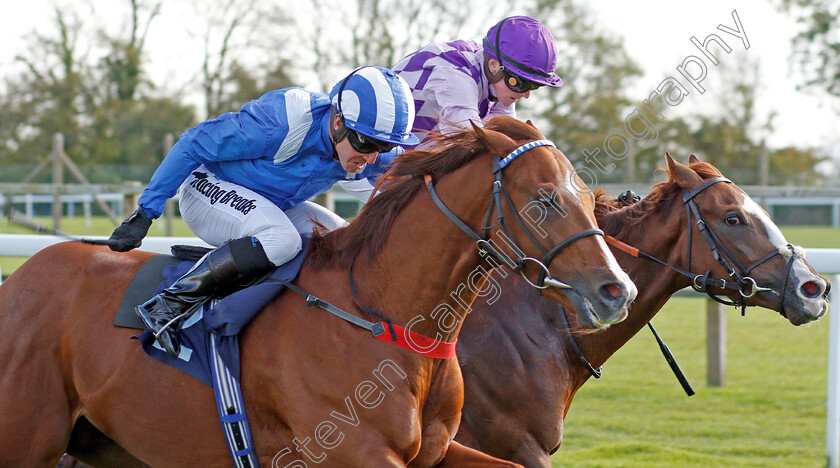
[189,0,274,117]
[84,0,194,172]
[287,0,509,90]
[769,145,827,186]
[776,0,840,96]
[98,0,161,102]
[0,5,86,168]
[213,59,296,114]
[525,0,643,184]
[0,1,195,183]
[630,53,826,186]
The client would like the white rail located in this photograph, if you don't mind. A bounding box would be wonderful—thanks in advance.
[0,234,210,257]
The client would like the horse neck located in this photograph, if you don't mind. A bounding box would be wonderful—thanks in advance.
[571,195,691,385]
[353,158,495,343]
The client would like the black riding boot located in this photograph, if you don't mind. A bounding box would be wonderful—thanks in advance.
[136,236,275,359]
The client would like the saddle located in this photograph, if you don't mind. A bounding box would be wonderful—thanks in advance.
[114,245,213,329]
[114,240,309,383]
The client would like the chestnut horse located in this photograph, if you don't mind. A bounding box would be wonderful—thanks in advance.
[454,155,830,467]
[0,117,636,467]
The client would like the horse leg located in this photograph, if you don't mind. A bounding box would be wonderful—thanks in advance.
[0,345,74,467]
[65,417,149,468]
[435,441,523,468]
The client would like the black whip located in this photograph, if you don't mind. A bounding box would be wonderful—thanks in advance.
[7,207,117,247]
[648,322,695,396]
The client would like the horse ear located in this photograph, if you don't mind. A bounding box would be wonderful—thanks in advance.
[472,121,518,155]
[525,119,537,128]
[688,153,701,164]
[666,153,703,189]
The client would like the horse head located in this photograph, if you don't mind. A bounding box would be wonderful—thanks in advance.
[469,118,637,329]
[666,153,829,325]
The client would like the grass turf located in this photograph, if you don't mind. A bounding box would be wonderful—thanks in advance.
[554,297,830,467]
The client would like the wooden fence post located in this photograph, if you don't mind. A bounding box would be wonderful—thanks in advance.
[164,134,175,236]
[707,299,726,387]
[51,133,64,231]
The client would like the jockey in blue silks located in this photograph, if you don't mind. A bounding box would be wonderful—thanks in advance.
[392,16,563,148]
[108,66,419,358]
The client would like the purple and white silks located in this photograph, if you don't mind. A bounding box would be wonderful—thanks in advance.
[392,40,516,148]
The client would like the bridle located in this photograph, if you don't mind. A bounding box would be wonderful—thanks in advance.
[424,139,603,291]
[566,176,800,390]
[608,176,799,315]
[684,177,799,314]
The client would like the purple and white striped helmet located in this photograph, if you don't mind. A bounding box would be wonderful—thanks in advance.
[483,16,563,88]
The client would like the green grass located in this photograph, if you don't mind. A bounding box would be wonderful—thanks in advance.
[554,297,830,467]
[779,225,840,248]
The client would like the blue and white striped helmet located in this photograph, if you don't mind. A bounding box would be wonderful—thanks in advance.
[330,66,419,146]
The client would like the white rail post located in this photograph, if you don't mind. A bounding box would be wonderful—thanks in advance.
[827,273,840,468]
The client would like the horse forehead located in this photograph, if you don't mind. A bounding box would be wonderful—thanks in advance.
[736,190,789,248]
[511,148,570,182]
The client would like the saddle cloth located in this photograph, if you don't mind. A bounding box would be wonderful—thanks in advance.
[116,238,310,385]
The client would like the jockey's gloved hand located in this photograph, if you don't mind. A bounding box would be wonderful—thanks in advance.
[108,208,153,252]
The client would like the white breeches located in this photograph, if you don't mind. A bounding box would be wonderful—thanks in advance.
[178,167,348,266]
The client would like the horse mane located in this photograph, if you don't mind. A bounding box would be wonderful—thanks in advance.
[307,115,545,270]
[595,161,723,239]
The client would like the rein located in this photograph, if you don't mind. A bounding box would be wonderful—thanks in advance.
[424,139,603,291]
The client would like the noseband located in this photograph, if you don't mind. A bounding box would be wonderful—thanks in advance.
[424,139,603,291]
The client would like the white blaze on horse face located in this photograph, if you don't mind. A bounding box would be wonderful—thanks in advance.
[740,191,820,294]
[740,192,788,249]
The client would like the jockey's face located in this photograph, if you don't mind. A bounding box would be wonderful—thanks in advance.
[491,79,532,107]
[333,115,379,173]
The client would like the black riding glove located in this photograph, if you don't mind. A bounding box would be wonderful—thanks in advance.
[108,209,153,252]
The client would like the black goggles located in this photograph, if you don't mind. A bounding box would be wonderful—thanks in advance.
[501,68,542,93]
[346,128,395,154]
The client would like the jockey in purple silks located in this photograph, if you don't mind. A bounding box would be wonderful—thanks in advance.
[392,16,563,148]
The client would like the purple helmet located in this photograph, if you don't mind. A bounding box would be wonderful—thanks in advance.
[483,16,563,87]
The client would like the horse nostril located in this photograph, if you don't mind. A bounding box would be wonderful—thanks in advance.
[801,281,821,299]
[601,283,624,301]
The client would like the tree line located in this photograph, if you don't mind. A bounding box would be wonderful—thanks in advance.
[0,0,832,186]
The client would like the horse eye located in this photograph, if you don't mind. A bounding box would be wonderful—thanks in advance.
[538,197,555,207]
[725,215,741,226]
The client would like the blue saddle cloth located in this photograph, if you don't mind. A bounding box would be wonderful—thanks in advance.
[137,239,309,386]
